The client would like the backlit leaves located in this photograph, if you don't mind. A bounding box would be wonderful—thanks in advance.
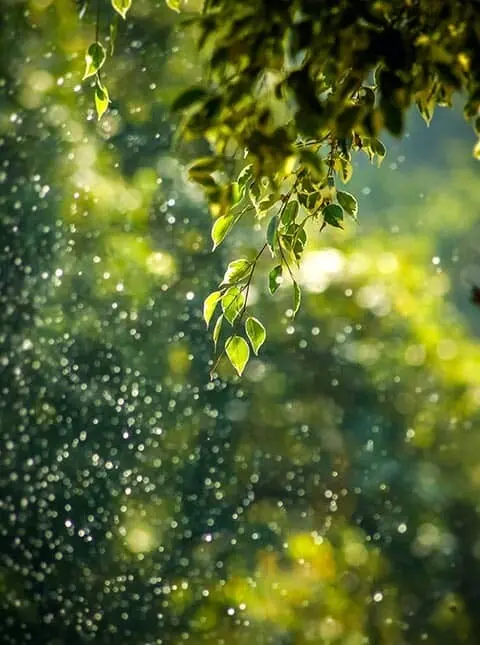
[245,317,266,355]
[222,287,245,325]
[225,336,250,376]
[203,291,222,328]
[211,215,234,250]
[94,80,110,120]
[111,0,131,19]
[83,0,480,374]
[83,42,106,80]
[336,191,358,219]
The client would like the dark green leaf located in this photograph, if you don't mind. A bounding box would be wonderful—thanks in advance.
[300,149,326,180]
[171,87,208,113]
[323,203,344,229]
[266,215,279,256]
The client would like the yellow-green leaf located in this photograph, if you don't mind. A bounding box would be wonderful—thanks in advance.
[111,0,131,19]
[221,259,252,285]
[213,315,223,349]
[211,215,234,250]
[83,42,106,80]
[222,287,245,325]
[245,317,266,355]
[95,81,110,120]
[203,291,222,328]
[225,335,250,376]
[166,0,181,12]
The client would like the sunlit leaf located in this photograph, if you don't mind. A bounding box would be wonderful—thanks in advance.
[245,317,266,355]
[225,335,250,376]
[269,264,282,294]
[237,164,253,190]
[336,191,358,219]
[111,0,131,19]
[203,291,222,328]
[222,287,245,325]
[293,281,301,318]
[94,80,110,120]
[212,314,223,349]
[221,259,252,285]
[211,215,234,250]
[165,0,181,12]
[83,42,107,80]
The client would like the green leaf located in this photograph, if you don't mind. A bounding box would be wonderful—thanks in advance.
[300,149,326,180]
[269,264,283,294]
[171,87,207,113]
[371,138,386,165]
[165,0,181,12]
[323,203,344,229]
[94,80,110,120]
[257,197,278,214]
[225,335,250,376]
[336,191,358,219]
[222,287,245,325]
[230,182,242,206]
[203,290,222,328]
[222,259,252,285]
[281,200,299,226]
[212,315,223,349]
[293,281,301,318]
[211,215,234,250]
[237,164,253,190]
[83,42,107,80]
[189,157,220,173]
[189,172,217,190]
[266,215,279,256]
[111,0,131,19]
[337,157,353,183]
[245,317,266,355]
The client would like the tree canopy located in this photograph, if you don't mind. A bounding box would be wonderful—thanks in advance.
[81,0,480,374]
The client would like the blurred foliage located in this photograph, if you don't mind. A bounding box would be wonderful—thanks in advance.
[1,2,480,645]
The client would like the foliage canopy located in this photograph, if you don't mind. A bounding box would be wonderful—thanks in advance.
[83,0,480,375]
